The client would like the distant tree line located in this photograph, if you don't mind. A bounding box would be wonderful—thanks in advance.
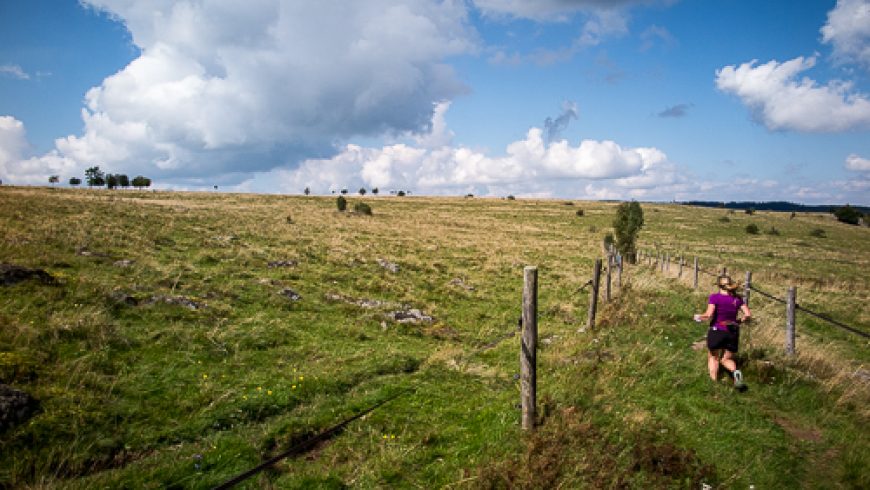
[681,200,870,214]
[57,166,152,189]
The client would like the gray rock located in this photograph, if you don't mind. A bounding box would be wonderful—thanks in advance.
[113,259,134,267]
[388,309,434,324]
[267,260,297,268]
[280,288,302,301]
[377,259,400,274]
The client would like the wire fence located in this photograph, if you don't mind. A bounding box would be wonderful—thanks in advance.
[641,247,869,341]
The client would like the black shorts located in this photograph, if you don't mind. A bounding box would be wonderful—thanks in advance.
[707,326,739,353]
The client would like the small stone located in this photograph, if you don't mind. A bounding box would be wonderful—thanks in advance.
[377,259,399,274]
[267,260,297,268]
[113,259,134,267]
[280,288,302,301]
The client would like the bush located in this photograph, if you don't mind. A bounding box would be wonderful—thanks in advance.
[397,190,406,197]
[718,216,730,223]
[764,226,780,236]
[336,195,347,211]
[833,205,861,225]
[575,209,584,217]
[353,202,372,215]
[506,195,516,200]
[809,228,826,238]
[745,208,755,215]
[745,224,759,235]
[613,201,644,262]
[603,233,614,248]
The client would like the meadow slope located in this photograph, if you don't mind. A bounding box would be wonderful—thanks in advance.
[1,187,867,488]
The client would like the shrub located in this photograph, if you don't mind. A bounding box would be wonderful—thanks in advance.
[359,187,366,196]
[613,201,644,262]
[506,195,516,200]
[809,228,826,238]
[68,177,81,186]
[833,205,861,225]
[603,233,614,248]
[353,202,372,215]
[465,193,474,198]
[397,190,406,197]
[285,214,293,224]
[304,187,310,196]
[575,209,584,217]
[336,195,347,211]
[718,216,730,223]
[745,224,759,235]
[745,208,755,215]
[764,226,780,236]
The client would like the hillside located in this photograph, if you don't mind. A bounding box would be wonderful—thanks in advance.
[1,187,868,488]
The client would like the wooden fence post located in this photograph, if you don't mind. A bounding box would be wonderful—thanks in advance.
[586,259,602,329]
[721,266,727,277]
[660,253,665,273]
[605,255,612,302]
[665,252,670,272]
[743,271,752,307]
[521,266,538,431]
[693,257,699,289]
[678,256,683,279]
[786,286,796,356]
[617,253,623,288]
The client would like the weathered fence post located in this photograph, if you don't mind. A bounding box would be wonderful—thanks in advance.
[693,257,699,289]
[586,259,602,330]
[521,266,538,431]
[605,254,612,302]
[660,253,665,272]
[617,253,623,288]
[721,266,727,277]
[786,286,796,356]
[743,271,752,307]
[665,252,670,272]
[678,256,684,279]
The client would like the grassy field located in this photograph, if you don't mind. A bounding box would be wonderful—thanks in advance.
[1,187,867,488]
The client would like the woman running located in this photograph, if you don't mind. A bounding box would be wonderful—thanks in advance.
[694,275,751,389]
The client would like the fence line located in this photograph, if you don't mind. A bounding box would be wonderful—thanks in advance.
[639,247,869,342]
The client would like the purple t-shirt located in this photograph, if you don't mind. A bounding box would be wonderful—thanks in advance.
[708,293,743,330]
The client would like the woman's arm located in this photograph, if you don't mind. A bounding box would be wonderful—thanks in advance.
[699,303,715,321]
[740,304,751,323]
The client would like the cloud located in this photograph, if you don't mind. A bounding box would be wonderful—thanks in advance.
[36,0,477,184]
[821,0,870,69]
[657,103,692,118]
[846,153,870,171]
[472,0,648,21]
[0,116,78,184]
[544,101,578,142]
[0,64,30,80]
[715,56,870,132]
[639,24,676,51]
[245,104,674,198]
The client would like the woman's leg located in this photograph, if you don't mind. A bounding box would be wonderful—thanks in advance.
[721,350,737,374]
[707,350,721,381]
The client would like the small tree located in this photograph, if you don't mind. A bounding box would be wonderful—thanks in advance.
[85,166,105,187]
[833,205,861,225]
[118,174,130,188]
[304,186,310,196]
[612,201,644,263]
[336,195,347,211]
[132,175,151,189]
[397,190,406,197]
[340,189,348,195]
[359,187,366,196]
[69,177,82,187]
[106,174,118,189]
[372,187,379,195]
[48,175,59,186]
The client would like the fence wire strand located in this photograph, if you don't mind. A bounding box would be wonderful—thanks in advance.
[795,304,870,339]
[748,285,787,304]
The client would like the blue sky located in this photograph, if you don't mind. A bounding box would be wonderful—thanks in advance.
[1,0,869,204]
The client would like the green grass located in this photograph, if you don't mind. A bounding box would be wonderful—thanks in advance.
[1,187,868,488]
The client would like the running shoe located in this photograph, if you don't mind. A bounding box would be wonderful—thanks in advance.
[733,369,746,390]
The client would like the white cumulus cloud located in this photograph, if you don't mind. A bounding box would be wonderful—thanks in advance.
[0,116,77,184]
[245,105,676,198]
[41,0,477,183]
[821,0,870,69]
[846,153,870,171]
[715,56,870,132]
